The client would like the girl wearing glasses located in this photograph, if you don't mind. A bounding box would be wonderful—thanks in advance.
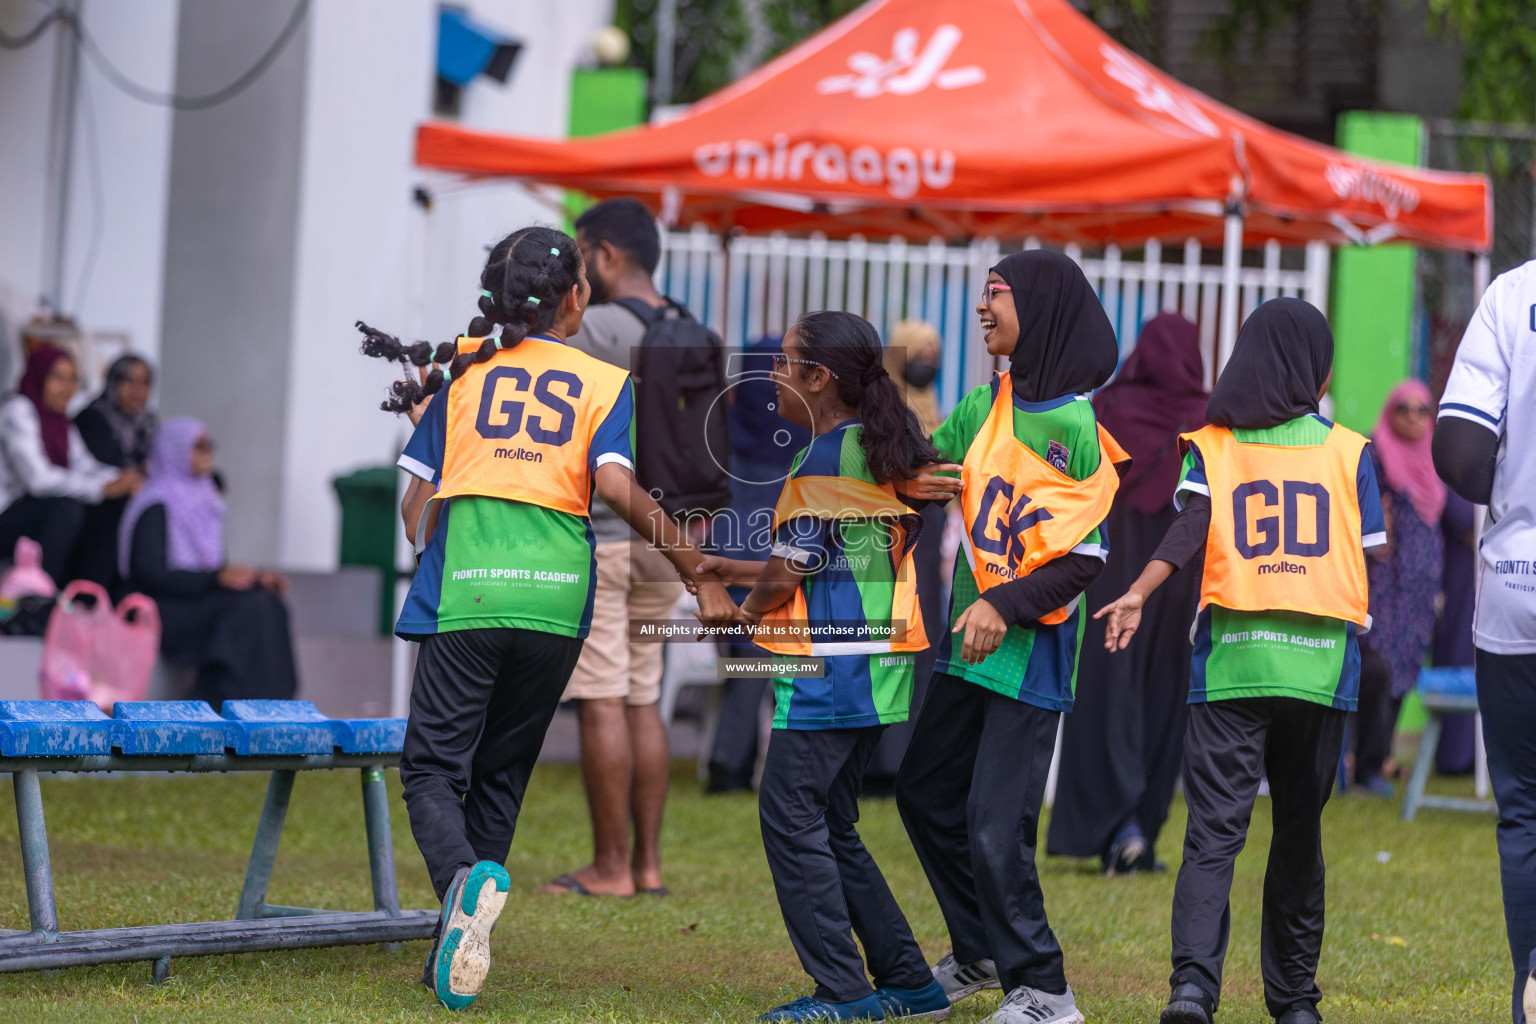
[896,251,1126,1024]
[691,310,962,1022]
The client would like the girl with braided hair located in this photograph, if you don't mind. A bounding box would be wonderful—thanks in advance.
[358,225,740,1011]
[688,310,963,1022]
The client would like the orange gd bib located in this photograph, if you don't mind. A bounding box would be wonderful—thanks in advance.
[435,336,631,517]
[960,374,1127,625]
[753,472,928,657]
[1184,423,1371,629]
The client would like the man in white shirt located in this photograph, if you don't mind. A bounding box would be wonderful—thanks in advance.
[1434,258,1536,1024]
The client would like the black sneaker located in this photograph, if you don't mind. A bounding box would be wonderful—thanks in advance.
[1161,981,1216,1024]
[1105,828,1148,876]
[1275,1000,1320,1024]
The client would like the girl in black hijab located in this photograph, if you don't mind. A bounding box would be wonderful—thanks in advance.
[1203,297,1333,429]
[895,249,1124,1024]
[1095,297,1384,1024]
[994,249,1121,403]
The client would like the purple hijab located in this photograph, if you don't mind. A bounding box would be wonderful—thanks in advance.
[119,417,226,577]
[1093,313,1208,516]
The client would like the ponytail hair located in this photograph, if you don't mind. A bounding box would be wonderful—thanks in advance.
[357,225,583,413]
[791,310,941,485]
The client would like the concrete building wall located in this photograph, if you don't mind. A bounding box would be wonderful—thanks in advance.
[281,0,614,570]
[0,1,178,382]
[159,0,310,564]
[4,0,616,569]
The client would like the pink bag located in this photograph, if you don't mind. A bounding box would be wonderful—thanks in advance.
[40,581,162,712]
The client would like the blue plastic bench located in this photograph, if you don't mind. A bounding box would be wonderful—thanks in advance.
[0,699,433,981]
[1400,667,1497,821]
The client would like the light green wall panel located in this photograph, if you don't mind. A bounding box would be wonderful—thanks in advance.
[1330,112,1422,432]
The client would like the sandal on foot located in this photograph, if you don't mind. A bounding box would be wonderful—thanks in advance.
[541,873,594,895]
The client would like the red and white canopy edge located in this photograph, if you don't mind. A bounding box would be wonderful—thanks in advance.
[415,0,1494,350]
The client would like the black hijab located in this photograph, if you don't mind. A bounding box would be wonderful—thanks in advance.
[1206,297,1333,430]
[992,250,1119,403]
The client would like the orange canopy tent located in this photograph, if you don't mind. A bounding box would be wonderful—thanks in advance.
[415,0,1491,254]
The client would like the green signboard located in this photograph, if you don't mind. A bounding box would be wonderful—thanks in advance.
[565,67,648,226]
[1330,112,1422,432]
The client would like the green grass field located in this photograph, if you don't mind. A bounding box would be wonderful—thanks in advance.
[0,762,1510,1023]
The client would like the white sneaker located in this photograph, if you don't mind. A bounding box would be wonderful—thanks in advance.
[1524,963,1536,1024]
[981,984,1085,1024]
[932,951,1001,1004]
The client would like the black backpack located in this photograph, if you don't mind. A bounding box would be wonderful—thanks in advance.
[613,298,732,520]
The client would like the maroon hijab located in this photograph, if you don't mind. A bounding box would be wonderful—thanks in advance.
[1093,313,1207,515]
[17,346,73,469]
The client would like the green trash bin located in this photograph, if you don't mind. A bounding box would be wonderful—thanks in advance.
[333,466,399,635]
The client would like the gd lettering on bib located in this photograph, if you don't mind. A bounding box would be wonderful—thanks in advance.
[1184,423,1370,629]
[960,374,1126,626]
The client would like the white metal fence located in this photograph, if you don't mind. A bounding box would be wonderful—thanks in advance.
[655,226,1331,410]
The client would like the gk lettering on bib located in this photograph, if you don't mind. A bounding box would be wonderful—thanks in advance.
[1184,423,1371,628]
[437,337,631,517]
[960,374,1126,625]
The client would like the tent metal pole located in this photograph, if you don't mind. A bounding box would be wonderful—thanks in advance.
[1303,240,1331,315]
[1217,209,1243,376]
[1473,254,1490,300]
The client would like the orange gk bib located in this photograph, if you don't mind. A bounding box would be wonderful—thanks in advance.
[436,337,631,517]
[960,375,1126,625]
[1185,423,1371,629]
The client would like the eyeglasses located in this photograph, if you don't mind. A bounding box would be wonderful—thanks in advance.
[771,354,838,379]
[1393,403,1432,417]
[979,282,1013,303]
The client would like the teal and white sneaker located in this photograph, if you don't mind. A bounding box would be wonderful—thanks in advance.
[421,861,511,1010]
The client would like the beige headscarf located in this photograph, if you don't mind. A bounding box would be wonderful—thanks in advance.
[884,319,943,436]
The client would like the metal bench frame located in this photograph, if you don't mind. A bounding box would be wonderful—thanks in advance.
[1400,667,1497,821]
[1,753,436,980]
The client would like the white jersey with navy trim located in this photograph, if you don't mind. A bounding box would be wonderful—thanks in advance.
[1439,259,1536,655]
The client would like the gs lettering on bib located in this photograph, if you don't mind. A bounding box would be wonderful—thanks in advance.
[959,374,1126,625]
[437,337,630,518]
[1184,423,1371,629]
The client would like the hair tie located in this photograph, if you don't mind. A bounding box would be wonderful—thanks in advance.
[493,337,503,351]
[440,368,451,383]
[550,247,560,256]
[860,364,888,387]
[479,289,494,300]
[526,296,540,306]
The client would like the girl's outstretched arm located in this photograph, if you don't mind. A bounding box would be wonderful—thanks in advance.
[1095,560,1174,652]
[683,555,767,589]
[1095,492,1211,652]
[593,463,742,629]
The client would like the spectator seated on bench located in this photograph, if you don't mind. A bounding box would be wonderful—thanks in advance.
[0,699,430,981]
[121,418,296,709]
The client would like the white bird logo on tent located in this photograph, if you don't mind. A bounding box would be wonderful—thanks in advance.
[816,25,986,98]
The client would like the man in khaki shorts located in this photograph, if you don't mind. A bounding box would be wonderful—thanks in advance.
[541,200,686,897]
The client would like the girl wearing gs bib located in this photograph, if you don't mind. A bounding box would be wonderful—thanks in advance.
[692,311,961,1023]
[357,226,739,1011]
[1097,299,1387,1024]
[895,251,1126,1024]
